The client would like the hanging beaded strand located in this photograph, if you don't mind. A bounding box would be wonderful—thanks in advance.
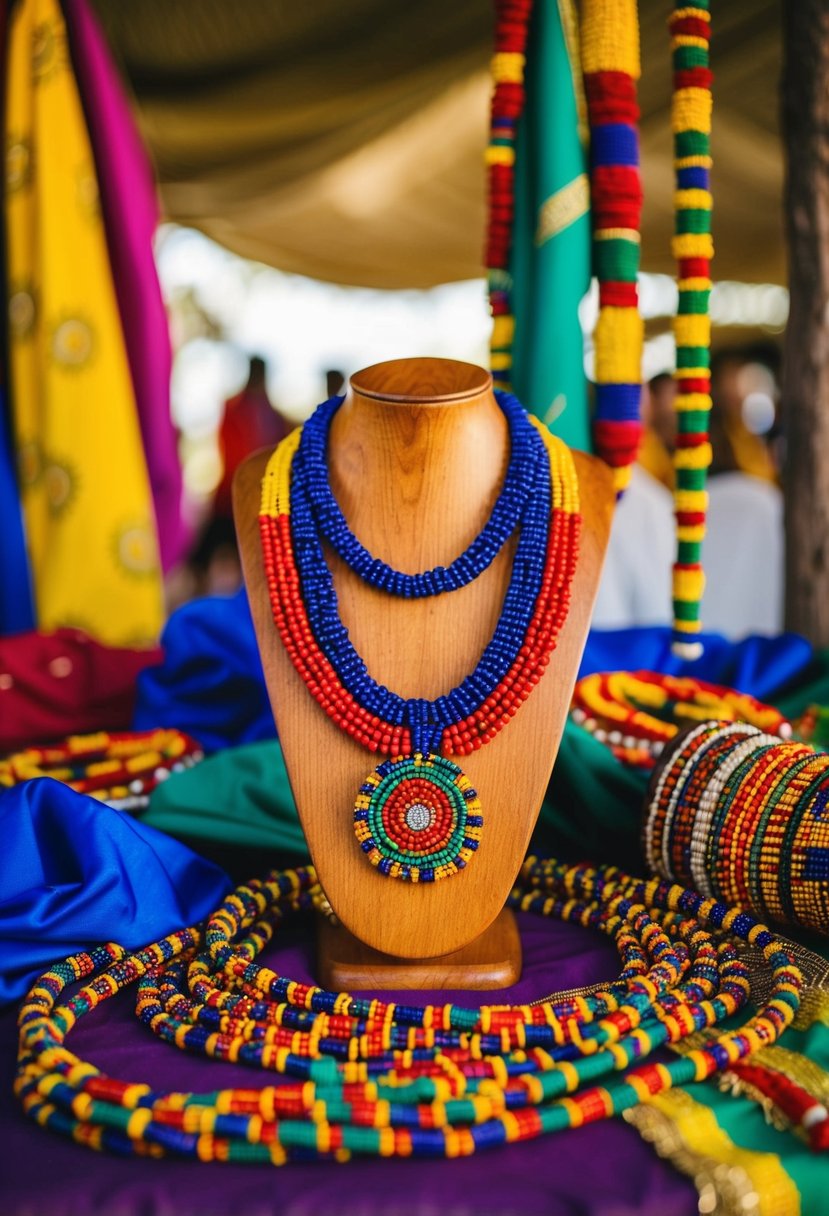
[16,855,808,1165]
[669,1,714,658]
[485,0,534,391]
[580,0,644,496]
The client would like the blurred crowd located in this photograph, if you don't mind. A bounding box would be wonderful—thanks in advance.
[174,348,786,642]
[594,342,784,637]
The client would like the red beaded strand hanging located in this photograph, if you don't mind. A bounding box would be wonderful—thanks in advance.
[485,0,534,392]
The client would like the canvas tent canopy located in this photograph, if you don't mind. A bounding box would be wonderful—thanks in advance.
[90,0,783,290]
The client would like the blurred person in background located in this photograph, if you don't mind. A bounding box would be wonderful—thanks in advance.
[190,355,293,594]
[638,371,677,490]
[703,343,783,637]
[592,376,675,629]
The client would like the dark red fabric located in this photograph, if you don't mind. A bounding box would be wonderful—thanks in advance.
[0,628,162,751]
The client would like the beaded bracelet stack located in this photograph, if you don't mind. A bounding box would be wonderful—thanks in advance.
[485,0,533,391]
[669,1,714,658]
[644,721,829,936]
[0,728,203,811]
[580,0,644,496]
[571,671,791,769]
[17,855,809,1165]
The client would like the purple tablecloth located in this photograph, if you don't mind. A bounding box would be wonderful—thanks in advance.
[1,912,696,1216]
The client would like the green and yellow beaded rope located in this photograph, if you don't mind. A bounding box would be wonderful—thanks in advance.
[16,856,806,1165]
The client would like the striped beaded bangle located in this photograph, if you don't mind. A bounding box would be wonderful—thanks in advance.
[645,721,829,936]
[0,728,203,811]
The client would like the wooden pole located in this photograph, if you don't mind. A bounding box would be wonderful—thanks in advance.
[781,1,829,643]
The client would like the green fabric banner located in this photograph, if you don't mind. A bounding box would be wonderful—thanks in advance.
[510,0,592,451]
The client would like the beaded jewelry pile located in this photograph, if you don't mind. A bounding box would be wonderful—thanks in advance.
[16,855,811,1164]
[0,728,203,812]
[571,672,791,769]
[645,721,829,936]
[259,390,580,883]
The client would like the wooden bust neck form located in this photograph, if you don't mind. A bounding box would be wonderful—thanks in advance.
[235,357,613,961]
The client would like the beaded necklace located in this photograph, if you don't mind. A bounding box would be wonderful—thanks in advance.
[259,392,580,883]
[0,728,203,811]
[571,671,791,769]
[16,855,804,1165]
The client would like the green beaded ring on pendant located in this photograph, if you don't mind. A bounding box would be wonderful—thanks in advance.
[353,753,483,883]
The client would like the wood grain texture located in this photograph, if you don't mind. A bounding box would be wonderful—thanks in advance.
[317,908,522,991]
[235,358,614,961]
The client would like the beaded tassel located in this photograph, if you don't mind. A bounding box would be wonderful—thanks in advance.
[485,0,534,390]
[669,2,714,658]
[16,856,808,1165]
[580,0,644,497]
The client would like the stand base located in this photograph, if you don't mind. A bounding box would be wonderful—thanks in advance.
[316,908,522,991]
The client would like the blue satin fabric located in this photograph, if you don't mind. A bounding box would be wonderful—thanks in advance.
[580,627,814,700]
[0,779,230,1005]
[133,589,275,751]
[134,589,816,751]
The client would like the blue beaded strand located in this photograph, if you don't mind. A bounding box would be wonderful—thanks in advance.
[289,395,552,754]
[295,390,544,598]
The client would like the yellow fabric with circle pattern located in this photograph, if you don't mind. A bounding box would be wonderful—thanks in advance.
[6,0,164,644]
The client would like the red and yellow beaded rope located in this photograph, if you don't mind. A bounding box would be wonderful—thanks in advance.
[485,0,534,391]
[571,671,791,768]
[0,728,203,808]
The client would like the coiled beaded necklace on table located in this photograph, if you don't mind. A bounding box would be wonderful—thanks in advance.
[16,855,809,1164]
[258,389,581,883]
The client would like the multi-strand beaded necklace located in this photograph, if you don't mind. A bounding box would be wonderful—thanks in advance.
[16,855,805,1165]
[259,391,580,882]
[571,671,791,769]
[485,0,533,391]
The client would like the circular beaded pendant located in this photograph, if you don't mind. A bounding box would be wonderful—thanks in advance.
[353,753,483,882]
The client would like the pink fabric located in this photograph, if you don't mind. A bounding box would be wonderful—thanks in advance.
[0,628,163,751]
[64,0,186,570]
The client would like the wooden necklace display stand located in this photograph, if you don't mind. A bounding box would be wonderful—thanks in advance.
[235,357,613,990]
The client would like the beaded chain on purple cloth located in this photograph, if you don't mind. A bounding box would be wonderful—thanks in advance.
[15,856,805,1165]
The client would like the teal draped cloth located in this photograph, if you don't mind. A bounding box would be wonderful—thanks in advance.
[510,0,592,451]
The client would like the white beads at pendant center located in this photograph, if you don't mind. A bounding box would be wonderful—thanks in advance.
[405,803,432,832]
